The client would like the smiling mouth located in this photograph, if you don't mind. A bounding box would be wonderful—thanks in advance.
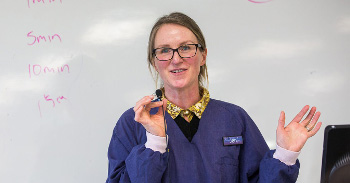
[170,69,186,73]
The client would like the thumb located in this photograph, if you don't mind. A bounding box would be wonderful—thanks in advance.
[162,98,168,109]
[155,99,167,116]
[277,111,286,131]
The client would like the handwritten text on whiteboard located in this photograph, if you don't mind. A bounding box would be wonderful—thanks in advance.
[27,31,62,45]
[28,64,70,78]
[28,0,62,8]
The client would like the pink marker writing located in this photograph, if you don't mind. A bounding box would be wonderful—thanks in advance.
[44,94,55,107]
[43,94,67,108]
[56,96,67,104]
[248,0,273,3]
[28,64,70,78]
[27,31,62,45]
[28,0,63,8]
[39,94,67,117]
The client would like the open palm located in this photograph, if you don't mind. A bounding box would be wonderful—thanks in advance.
[276,105,322,152]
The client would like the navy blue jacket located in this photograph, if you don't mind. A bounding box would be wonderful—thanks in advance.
[106,99,300,183]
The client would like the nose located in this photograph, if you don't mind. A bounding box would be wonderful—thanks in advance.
[171,50,183,64]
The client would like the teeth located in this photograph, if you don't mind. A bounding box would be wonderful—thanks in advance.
[171,69,184,73]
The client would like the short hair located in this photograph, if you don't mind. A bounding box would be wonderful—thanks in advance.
[147,12,208,88]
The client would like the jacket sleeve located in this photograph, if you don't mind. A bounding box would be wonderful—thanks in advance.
[237,108,300,183]
[259,150,300,183]
[106,109,168,183]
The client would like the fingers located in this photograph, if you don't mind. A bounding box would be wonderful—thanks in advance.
[133,95,165,123]
[134,95,154,123]
[162,98,168,109]
[291,105,310,123]
[155,98,168,115]
[308,122,322,137]
[304,111,321,136]
[305,111,321,128]
[145,100,164,111]
[133,95,153,112]
[300,106,317,126]
[293,105,322,137]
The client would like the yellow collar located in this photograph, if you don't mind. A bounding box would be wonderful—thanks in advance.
[163,88,210,121]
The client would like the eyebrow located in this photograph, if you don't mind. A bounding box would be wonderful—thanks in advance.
[155,40,196,48]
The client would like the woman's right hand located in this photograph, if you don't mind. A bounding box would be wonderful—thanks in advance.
[133,95,167,137]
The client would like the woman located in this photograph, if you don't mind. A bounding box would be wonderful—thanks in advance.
[106,12,322,183]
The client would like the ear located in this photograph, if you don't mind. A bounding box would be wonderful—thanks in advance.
[200,48,207,66]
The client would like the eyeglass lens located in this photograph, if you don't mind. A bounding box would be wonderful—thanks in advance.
[155,44,198,61]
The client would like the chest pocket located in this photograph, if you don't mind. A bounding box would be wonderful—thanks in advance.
[219,156,239,183]
[217,144,240,183]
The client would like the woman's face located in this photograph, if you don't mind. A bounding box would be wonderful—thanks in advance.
[153,24,207,91]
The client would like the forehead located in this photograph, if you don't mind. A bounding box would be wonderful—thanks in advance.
[154,24,198,47]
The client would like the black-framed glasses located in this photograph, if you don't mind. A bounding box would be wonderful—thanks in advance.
[153,44,202,61]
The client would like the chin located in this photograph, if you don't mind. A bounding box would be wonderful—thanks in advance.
[170,84,188,90]
[167,80,197,90]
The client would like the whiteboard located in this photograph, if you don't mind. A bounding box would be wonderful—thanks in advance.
[1,0,349,182]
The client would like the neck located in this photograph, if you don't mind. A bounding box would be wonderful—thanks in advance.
[164,85,201,109]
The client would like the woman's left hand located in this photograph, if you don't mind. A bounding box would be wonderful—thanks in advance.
[276,105,322,152]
